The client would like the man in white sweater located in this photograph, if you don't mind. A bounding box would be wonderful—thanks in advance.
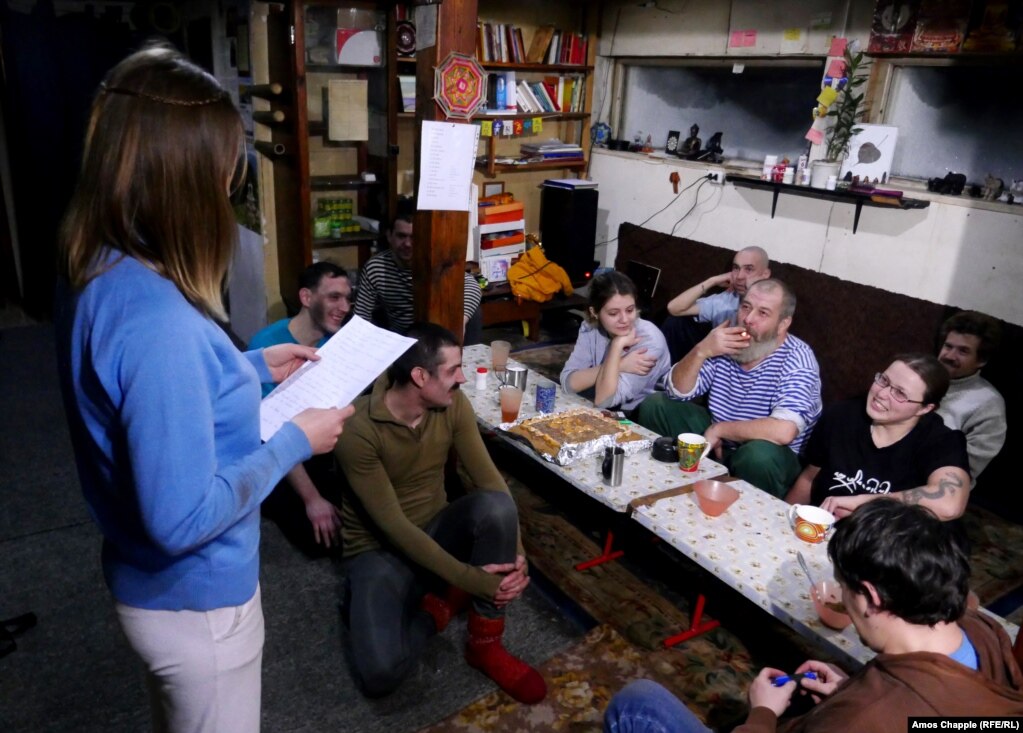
[936,311,1006,483]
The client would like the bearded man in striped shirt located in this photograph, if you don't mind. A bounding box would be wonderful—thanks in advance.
[635,279,821,497]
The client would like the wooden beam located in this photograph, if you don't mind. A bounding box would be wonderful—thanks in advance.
[413,0,479,341]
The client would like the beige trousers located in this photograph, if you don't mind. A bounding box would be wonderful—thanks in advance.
[115,585,264,733]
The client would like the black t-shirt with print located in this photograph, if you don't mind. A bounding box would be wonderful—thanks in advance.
[806,398,969,506]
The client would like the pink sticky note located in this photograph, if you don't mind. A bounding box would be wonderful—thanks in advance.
[828,37,847,57]
[729,29,757,48]
[805,126,824,145]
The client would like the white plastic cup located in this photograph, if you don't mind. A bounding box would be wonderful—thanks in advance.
[826,175,838,191]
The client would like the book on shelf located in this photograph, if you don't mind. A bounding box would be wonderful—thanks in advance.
[484,71,517,114]
[541,78,561,112]
[545,31,561,64]
[529,81,556,112]
[517,81,541,113]
[520,139,583,154]
[526,25,555,63]
[513,27,525,63]
[543,178,597,189]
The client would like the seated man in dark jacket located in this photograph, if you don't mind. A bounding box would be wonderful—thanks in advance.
[603,499,1023,733]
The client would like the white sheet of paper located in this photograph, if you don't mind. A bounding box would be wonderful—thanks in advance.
[417,121,479,211]
[327,79,368,141]
[259,316,416,442]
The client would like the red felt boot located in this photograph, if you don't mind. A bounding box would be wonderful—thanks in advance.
[420,585,473,633]
[420,593,454,632]
[465,610,547,704]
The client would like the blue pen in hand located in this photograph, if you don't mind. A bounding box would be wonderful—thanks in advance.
[772,671,818,687]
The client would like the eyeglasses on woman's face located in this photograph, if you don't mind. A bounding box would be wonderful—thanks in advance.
[872,372,925,404]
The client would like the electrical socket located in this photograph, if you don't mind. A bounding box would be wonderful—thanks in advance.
[707,169,725,185]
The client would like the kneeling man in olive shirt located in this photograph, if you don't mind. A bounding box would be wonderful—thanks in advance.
[336,322,545,704]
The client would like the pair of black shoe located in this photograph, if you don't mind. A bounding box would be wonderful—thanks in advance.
[0,612,37,660]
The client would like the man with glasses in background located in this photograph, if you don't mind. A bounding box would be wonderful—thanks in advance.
[786,354,971,521]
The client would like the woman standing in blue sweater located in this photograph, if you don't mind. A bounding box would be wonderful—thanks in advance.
[55,45,351,732]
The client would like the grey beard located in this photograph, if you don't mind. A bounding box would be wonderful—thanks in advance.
[731,335,779,364]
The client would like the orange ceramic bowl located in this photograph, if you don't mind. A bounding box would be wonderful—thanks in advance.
[693,480,739,517]
[812,579,852,630]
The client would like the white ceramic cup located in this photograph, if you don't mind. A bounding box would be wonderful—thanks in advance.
[787,504,836,544]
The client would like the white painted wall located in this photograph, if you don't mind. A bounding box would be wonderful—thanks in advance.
[590,150,1023,327]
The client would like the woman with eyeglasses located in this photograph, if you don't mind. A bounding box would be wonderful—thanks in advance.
[785,354,970,520]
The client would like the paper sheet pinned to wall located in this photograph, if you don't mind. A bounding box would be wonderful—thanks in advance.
[327,80,368,141]
[781,28,806,54]
[417,120,479,211]
[259,316,416,442]
[729,29,757,47]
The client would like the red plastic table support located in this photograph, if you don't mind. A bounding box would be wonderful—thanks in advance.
[574,530,624,571]
[662,593,720,647]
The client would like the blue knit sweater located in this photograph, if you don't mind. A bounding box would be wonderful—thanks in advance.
[56,253,311,611]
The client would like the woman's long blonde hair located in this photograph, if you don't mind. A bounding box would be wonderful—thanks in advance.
[60,43,243,320]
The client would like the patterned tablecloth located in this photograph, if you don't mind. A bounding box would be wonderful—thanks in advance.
[632,480,1021,668]
[461,345,728,513]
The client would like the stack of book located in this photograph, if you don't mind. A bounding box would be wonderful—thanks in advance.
[514,75,585,115]
[520,139,584,161]
[476,23,588,66]
[477,22,526,63]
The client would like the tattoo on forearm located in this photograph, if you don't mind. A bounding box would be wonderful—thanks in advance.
[900,471,963,505]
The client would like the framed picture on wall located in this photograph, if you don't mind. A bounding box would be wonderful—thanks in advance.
[840,124,899,183]
[482,181,506,198]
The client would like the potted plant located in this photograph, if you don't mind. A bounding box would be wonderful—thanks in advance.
[810,46,870,189]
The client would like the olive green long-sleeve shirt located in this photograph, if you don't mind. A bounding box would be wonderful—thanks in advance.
[336,377,521,600]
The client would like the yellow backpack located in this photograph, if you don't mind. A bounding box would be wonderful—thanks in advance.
[506,246,574,303]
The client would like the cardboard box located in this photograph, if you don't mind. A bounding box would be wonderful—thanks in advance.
[336,29,382,66]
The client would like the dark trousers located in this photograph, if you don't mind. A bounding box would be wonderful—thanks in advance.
[634,395,802,498]
[660,315,711,365]
[343,491,518,696]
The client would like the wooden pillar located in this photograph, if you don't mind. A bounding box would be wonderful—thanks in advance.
[413,0,478,341]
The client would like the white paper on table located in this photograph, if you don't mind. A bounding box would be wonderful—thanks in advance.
[259,315,416,442]
[417,120,479,212]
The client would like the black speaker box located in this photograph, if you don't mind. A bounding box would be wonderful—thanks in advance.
[539,185,598,282]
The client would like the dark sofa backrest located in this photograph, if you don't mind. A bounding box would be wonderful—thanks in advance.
[615,222,1018,499]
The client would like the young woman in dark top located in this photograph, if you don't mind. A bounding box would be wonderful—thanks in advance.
[785,353,970,521]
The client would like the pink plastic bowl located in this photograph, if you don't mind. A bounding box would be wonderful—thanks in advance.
[812,579,852,630]
[693,480,739,517]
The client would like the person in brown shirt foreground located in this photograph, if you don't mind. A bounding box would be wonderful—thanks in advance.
[336,322,545,704]
[603,499,1023,732]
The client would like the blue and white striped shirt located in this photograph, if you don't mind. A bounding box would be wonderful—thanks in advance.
[665,335,822,454]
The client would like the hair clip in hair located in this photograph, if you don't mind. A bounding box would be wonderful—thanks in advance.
[99,81,227,106]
